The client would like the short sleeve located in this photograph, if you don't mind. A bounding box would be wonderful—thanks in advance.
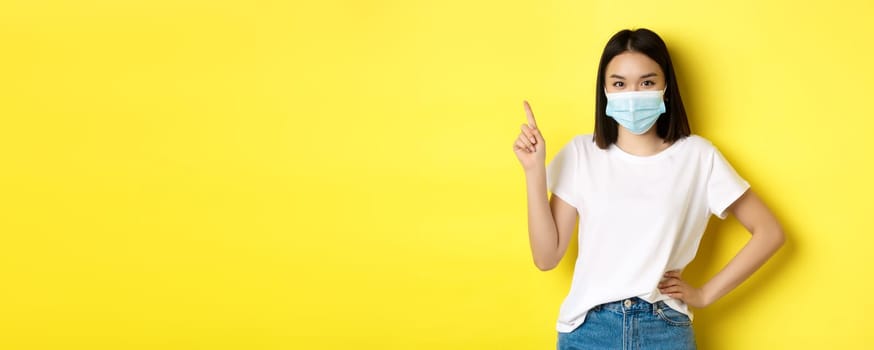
[707,145,751,219]
[546,138,583,209]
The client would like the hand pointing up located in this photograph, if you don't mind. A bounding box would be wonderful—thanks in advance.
[513,100,546,172]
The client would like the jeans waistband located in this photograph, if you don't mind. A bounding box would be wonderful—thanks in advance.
[593,297,667,314]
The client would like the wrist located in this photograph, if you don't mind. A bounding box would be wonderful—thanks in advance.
[700,284,718,307]
[524,164,546,176]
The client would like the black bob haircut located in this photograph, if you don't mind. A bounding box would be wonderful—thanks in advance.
[593,28,690,149]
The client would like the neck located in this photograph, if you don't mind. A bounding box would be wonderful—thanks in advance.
[615,127,671,156]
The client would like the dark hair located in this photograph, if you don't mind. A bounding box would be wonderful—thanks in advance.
[593,28,690,149]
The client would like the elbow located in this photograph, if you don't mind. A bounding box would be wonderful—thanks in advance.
[764,223,786,251]
[774,227,786,249]
[534,257,558,271]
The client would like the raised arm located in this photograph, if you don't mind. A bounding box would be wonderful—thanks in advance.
[513,100,579,271]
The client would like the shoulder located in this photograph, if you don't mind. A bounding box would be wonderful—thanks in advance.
[679,135,742,170]
[550,134,596,162]
[679,134,719,155]
[566,133,596,150]
[682,134,714,148]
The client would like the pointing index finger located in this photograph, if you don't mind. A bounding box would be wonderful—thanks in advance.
[523,100,537,128]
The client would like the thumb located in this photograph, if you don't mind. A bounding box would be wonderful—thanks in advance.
[530,126,545,144]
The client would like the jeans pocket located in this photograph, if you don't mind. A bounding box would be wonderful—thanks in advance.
[654,302,692,326]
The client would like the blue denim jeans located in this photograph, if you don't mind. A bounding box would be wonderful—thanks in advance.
[556,297,697,350]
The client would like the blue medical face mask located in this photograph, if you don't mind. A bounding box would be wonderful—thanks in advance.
[604,88,667,135]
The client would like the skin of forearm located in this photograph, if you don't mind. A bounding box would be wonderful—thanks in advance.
[701,228,785,306]
[524,167,560,269]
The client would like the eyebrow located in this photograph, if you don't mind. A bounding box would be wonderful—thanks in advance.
[609,72,659,79]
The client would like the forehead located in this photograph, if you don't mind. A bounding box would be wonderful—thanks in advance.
[605,51,663,77]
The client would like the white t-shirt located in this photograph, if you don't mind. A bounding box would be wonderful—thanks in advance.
[545,133,750,333]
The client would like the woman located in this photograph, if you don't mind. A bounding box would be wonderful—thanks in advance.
[512,28,785,350]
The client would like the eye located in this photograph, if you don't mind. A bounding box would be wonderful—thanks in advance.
[642,80,655,87]
[612,81,624,87]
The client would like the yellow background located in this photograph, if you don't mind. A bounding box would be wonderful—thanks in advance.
[1,0,871,349]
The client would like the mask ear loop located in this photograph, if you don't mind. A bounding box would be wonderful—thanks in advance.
[661,87,669,119]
